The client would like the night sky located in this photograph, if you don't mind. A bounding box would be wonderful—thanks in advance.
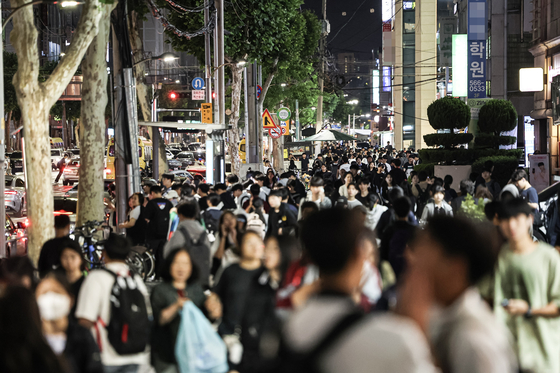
[302,0,382,56]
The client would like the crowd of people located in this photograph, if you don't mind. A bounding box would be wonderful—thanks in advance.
[1,141,560,373]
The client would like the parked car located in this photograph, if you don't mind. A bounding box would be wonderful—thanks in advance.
[51,149,64,170]
[167,158,182,171]
[62,159,80,186]
[4,175,26,217]
[67,149,80,159]
[63,181,114,199]
[175,152,197,167]
[167,148,182,157]
[169,170,207,184]
[8,151,24,173]
[5,213,27,257]
[166,150,174,160]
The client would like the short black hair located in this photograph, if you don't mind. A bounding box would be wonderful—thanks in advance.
[231,183,243,192]
[496,198,533,219]
[301,209,365,275]
[150,185,162,195]
[269,189,283,198]
[160,248,200,284]
[350,164,360,170]
[432,185,445,195]
[511,169,528,182]
[214,183,227,191]
[250,184,261,197]
[443,175,453,186]
[207,194,221,207]
[300,201,319,216]
[358,178,370,185]
[162,173,174,182]
[278,187,289,200]
[104,233,131,261]
[347,182,357,190]
[387,186,404,204]
[418,171,428,182]
[54,215,71,229]
[393,197,411,218]
[392,159,401,167]
[309,177,324,187]
[227,175,239,184]
[538,162,544,167]
[177,202,199,219]
[255,175,267,182]
[197,183,210,194]
[181,184,194,197]
[424,215,499,284]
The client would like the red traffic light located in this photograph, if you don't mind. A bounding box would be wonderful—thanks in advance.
[169,92,177,100]
[212,92,216,99]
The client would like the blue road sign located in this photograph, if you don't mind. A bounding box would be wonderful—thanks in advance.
[192,77,205,90]
[257,85,262,99]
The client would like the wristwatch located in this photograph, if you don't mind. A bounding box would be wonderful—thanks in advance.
[525,306,532,319]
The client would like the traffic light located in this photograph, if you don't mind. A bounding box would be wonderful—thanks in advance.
[212,91,216,99]
[168,91,189,100]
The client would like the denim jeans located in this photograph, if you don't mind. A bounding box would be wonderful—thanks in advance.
[103,364,140,373]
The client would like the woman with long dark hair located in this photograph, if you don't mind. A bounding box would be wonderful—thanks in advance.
[118,192,147,245]
[150,248,222,373]
[0,285,67,373]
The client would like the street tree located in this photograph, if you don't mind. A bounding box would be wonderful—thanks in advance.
[76,4,116,227]
[9,0,106,263]
[163,0,320,175]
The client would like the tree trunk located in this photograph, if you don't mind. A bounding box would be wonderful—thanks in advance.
[128,9,168,179]
[228,65,243,176]
[10,0,105,263]
[77,8,113,227]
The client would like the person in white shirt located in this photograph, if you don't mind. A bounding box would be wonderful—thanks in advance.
[75,234,152,373]
[347,182,363,209]
[408,215,518,373]
[283,208,436,373]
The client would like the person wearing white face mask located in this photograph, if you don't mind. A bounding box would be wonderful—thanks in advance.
[36,272,103,373]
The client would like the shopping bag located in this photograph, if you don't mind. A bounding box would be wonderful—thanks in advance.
[175,301,229,373]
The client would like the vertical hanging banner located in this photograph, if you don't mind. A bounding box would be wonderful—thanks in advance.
[467,0,486,98]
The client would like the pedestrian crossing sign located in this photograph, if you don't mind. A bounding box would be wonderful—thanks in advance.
[262,109,276,128]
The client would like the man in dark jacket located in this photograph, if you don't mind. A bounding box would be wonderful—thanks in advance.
[389,158,407,187]
[301,153,309,173]
[380,197,418,280]
[54,153,69,183]
[144,185,174,268]
[266,189,297,237]
[215,183,237,210]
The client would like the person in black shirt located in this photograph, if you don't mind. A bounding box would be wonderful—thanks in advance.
[144,185,174,270]
[356,178,373,205]
[301,153,309,173]
[58,239,86,319]
[389,158,407,187]
[118,192,147,245]
[197,183,211,211]
[215,183,237,210]
[38,215,71,278]
[266,189,297,237]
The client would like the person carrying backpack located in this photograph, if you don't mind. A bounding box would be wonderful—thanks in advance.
[144,185,174,271]
[202,194,223,242]
[75,234,152,373]
[164,202,212,289]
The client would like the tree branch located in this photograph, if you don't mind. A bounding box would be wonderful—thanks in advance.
[43,0,109,107]
[10,0,40,92]
[258,57,279,105]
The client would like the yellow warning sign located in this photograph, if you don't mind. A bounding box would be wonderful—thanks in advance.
[201,103,213,124]
[262,109,276,129]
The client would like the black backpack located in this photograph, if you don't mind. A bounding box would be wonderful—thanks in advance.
[102,268,151,355]
[150,199,172,238]
[269,312,363,373]
[178,226,210,287]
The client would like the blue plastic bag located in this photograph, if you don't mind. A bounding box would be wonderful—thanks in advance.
[175,301,229,373]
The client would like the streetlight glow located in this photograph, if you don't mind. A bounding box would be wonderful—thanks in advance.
[59,1,80,7]
[281,83,287,87]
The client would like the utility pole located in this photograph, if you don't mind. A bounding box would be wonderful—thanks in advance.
[295,99,300,141]
[0,0,5,256]
[216,0,225,127]
[204,0,212,116]
[315,0,328,155]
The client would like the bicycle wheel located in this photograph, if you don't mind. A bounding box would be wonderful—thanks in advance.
[127,251,149,280]
[142,251,156,281]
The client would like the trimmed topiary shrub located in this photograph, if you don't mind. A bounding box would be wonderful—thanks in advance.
[474,133,517,148]
[424,133,474,148]
[418,148,523,165]
[427,97,471,130]
[413,163,435,176]
[478,100,518,134]
[471,155,519,187]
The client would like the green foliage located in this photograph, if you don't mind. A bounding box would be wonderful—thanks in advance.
[418,148,523,165]
[413,163,435,176]
[427,97,471,130]
[478,99,518,134]
[459,194,487,222]
[423,133,474,148]
[472,155,519,187]
[473,133,517,148]
[50,102,81,121]
[158,84,190,110]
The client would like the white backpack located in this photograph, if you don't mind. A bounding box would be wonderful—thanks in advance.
[246,213,266,239]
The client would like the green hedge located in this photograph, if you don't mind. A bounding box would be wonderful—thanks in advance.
[471,156,519,187]
[473,134,517,148]
[418,148,523,165]
[478,100,518,134]
[423,133,474,148]
[427,97,471,130]
[413,163,435,176]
